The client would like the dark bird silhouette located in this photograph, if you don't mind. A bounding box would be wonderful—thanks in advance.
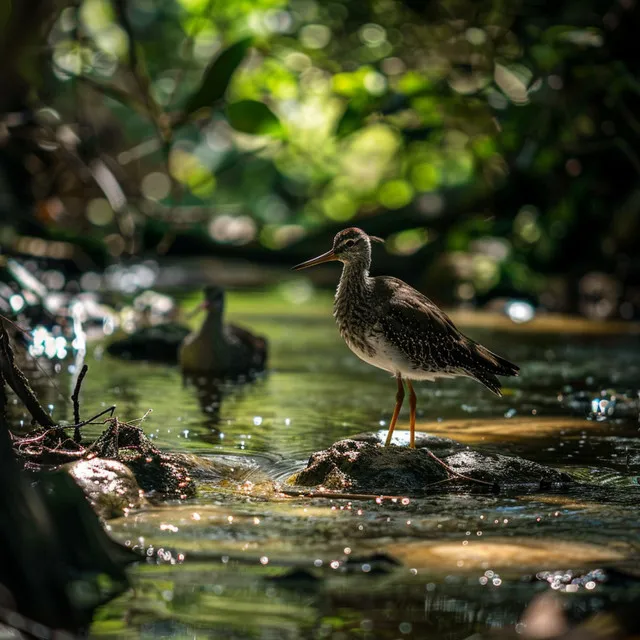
[179,286,268,377]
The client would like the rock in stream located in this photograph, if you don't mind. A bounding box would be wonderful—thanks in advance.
[292,437,572,494]
[66,458,145,519]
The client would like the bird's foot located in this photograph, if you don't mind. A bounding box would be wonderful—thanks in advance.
[421,448,493,487]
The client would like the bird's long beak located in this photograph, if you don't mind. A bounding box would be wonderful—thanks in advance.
[187,300,209,319]
[292,248,338,270]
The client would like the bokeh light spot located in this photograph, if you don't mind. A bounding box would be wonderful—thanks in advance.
[378,180,414,210]
[299,24,331,49]
[359,24,386,46]
[141,173,171,201]
[87,198,114,226]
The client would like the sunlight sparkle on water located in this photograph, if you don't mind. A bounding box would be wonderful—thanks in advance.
[506,300,535,323]
[9,294,25,312]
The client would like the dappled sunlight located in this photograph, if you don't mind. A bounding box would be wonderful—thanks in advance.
[2,0,640,636]
[391,538,628,573]
[414,416,601,444]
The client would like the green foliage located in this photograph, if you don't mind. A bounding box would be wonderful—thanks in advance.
[226,100,283,137]
[182,37,253,119]
[3,0,639,313]
[335,105,363,138]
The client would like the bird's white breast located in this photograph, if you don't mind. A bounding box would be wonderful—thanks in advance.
[344,330,463,382]
[344,332,399,374]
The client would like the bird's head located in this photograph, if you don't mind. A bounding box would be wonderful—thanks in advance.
[292,228,384,270]
[202,285,225,313]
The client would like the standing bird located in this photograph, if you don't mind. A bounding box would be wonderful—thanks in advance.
[293,228,519,448]
[179,286,268,377]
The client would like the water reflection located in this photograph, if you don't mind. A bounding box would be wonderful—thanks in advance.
[183,374,225,428]
[94,559,640,639]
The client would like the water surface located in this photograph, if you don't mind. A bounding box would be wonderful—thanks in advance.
[20,292,640,639]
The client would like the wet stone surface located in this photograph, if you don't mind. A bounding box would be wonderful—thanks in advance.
[292,438,573,494]
[445,450,573,487]
[90,422,197,499]
[66,458,145,519]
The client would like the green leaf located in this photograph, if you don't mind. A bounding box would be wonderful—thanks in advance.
[226,100,283,137]
[183,38,252,118]
[335,105,363,138]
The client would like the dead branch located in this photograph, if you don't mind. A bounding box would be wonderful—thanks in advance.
[281,489,414,501]
[0,319,55,428]
[74,405,117,428]
[71,364,89,442]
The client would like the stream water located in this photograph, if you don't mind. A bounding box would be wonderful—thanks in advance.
[17,292,640,638]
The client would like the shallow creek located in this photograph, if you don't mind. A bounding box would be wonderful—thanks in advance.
[16,292,640,638]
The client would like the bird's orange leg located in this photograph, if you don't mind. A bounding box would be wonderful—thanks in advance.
[407,380,417,449]
[384,375,405,447]
[388,380,494,487]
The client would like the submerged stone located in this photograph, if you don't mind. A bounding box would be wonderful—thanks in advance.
[444,450,572,487]
[292,438,572,494]
[66,458,145,519]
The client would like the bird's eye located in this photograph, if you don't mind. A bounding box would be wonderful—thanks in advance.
[344,239,356,248]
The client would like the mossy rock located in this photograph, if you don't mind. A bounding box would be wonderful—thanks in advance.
[90,422,196,499]
[66,458,145,519]
[292,439,572,494]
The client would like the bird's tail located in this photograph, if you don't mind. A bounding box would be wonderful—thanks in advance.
[465,342,519,397]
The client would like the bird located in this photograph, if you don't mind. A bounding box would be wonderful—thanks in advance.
[178,286,268,377]
[293,227,519,449]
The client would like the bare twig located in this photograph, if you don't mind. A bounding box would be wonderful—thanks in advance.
[61,70,148,115]
[71,364,88,442]
[0,314,67,403]
[281,489,414,501]
[12,406,116,448]
[281,470,494,501]
[72,364,88,425]
[74,405,117,428]
[421,447,495,487]
[0,319,56,428]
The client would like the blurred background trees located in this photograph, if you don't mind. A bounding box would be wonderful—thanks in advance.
[1,0,639,318]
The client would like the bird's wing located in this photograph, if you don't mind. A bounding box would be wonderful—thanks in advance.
[228,324,266,349]
[374,277,467,371]
[374,277,518,393]
[228,324,268,365]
